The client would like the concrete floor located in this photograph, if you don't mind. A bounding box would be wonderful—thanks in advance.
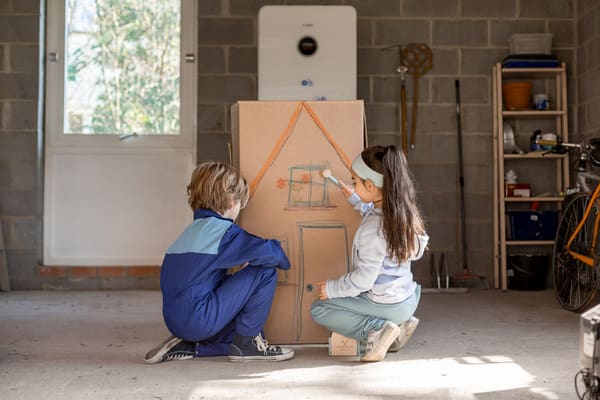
[0,289,585,399]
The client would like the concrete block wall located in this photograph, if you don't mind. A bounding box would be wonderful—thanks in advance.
[0,0,585,289]
[0,0,43,289]
[196,0,577,285]
[577,0,600,142]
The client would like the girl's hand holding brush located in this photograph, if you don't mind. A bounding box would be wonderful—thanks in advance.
[321,169,354,198]
[337,179,354,198]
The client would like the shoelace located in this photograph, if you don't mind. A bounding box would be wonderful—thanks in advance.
[253,334,279,354]
[164,352,193,361]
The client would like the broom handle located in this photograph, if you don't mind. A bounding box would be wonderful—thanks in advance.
[455,79,468,272]
[400,82,408,152]
[410,75,420,149]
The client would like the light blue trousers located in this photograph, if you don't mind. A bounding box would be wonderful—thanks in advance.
[310,285,421,341]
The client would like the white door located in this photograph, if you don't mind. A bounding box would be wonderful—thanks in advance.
[44,0,197,266]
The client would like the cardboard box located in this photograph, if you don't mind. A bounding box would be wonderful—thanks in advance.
[506,183,531,197]
[328,332,359,356]
[513,187,531,197]
[232,100,365,344]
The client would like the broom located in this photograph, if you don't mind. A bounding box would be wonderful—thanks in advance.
[451,79,488,289]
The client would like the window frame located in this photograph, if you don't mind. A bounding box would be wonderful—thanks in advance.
[45,0,196,150]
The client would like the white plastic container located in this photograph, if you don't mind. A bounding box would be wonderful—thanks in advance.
[509,33,553,55]
[580,304,600,376]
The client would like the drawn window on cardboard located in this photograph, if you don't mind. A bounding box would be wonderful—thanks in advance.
[276,164,337,209]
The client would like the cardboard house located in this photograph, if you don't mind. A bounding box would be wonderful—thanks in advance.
[232,100,365,344]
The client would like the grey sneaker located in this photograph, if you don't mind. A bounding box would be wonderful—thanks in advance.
[144,335,195,364]
[228,333,294,362]
[361,321,401,362]
[388,317,420,353]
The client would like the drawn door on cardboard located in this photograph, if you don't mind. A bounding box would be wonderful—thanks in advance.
[296,222,350,343]
[259,167,353,344]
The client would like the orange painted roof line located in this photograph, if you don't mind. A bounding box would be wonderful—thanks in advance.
[248,101,354,196]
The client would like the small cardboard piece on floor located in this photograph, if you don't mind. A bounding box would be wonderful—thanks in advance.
[328,332,359,356]
[232,100,366,344]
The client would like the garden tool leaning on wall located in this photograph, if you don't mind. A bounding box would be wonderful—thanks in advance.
[397,62,408,152]
[386,43,433,152]
[423,252,467,294]
[384,44,409,152]
[449,80,489,289]
[402,43,433,150]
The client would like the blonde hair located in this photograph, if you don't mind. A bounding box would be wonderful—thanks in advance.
[187,161,249,214]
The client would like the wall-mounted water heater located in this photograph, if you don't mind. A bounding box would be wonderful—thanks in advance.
[258,5,357,101]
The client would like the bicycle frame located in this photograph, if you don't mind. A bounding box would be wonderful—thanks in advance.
[552,140,600,312]
[563,150,600,268]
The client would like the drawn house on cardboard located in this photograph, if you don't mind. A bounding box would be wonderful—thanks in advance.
[232,100,366,344]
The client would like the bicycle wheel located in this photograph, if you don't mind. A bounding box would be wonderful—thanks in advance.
[553,192,598,312]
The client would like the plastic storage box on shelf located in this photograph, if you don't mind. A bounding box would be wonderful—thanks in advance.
[509,33,553,55]
[506,210,558,241]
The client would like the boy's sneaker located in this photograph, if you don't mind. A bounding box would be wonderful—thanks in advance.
[144,335,195,364]
[361,321,401,362]
[228,333,294,362]
[388,317,420,353]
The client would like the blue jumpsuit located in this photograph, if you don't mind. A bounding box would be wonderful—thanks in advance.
[160,208,290,357]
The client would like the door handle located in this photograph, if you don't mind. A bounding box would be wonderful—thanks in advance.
[119,132,138,141]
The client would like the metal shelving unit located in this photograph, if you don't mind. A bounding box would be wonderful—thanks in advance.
[492,62,570,290]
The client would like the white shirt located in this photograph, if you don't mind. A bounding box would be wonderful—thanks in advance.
[325,196,429,304]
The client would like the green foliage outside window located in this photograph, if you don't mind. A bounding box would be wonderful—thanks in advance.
[66,0,180,135]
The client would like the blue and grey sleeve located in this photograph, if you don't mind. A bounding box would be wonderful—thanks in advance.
[216,225,291,270]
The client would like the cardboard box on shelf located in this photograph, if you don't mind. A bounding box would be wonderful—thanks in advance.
[506,183,531,197]
[231,100,366,344]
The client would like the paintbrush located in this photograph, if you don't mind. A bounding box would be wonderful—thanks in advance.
[321,169,342,188]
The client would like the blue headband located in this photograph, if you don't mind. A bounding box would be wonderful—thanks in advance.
[352,155,383,188]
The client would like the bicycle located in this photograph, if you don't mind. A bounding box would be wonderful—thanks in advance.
[552,138,600,312]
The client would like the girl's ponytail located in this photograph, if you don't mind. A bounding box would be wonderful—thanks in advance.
[380,146,424,261]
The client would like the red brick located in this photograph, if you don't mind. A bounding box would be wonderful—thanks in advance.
[68,267,98,277]
[98,267,127,278]
[127,266,160,277]
[37,265,66,277]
